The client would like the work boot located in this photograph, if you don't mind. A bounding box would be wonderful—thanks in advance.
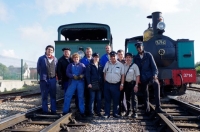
[131,113,138,118]
[155,107,166,113]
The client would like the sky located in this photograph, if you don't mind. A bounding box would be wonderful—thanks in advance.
[0,0,199,67]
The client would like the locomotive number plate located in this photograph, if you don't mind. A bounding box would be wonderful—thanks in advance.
[155,40,166,45]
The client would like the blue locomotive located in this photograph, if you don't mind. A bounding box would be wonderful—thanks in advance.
[125,11,196,95]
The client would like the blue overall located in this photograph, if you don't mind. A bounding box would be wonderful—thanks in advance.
[63,63,85,114]
[37,55,57,114]
[100,54,109,68]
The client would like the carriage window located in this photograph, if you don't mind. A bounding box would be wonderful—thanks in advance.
[61,28,108,41]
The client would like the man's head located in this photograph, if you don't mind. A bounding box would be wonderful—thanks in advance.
[45,45,54,56]
[105,45,112,54]
[72,53,80,63]
[62,48,71,58]
[117,49,124,60]
[109,51,117,63]
[135,42,144,54]
[85,47,92,58]
[92,53,100,62]
[125,53,133,63]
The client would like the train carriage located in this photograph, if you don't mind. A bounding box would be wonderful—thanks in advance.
[125,12,196,95]
[55,23,112,58]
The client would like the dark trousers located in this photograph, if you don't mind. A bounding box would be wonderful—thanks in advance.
[141,79,161,112]
[84,82,90,114]
[88,89,101,115]
[121,81,138,113]
[104,81,120,116]
[40,78,57,113]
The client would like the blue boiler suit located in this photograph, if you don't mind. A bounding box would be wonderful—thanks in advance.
[37,55,58,114]
[63,62,86,114]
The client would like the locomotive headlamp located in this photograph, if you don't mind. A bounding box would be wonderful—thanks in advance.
[157,22,166,30]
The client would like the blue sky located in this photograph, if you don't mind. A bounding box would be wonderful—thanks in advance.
[0,0,199,66]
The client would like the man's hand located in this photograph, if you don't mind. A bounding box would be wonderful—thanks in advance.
[120,85,123,91]
[153,75,158,80]
[88,84,92,88]
[134,85,138,93]
[73,75,79,80]
[79,74,84,79]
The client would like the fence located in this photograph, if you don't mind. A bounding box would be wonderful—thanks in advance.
[0,55,38,80]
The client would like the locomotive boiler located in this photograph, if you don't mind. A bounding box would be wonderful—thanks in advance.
[125,11,196,95]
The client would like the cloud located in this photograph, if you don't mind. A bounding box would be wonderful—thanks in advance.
[18,24,55,46]
[1,49,18,58]
[35,0,181,16]
[0,1,9,21]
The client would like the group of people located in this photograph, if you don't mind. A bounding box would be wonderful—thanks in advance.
[37,42,165,119]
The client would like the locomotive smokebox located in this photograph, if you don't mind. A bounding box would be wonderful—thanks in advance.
[147,12,164,35]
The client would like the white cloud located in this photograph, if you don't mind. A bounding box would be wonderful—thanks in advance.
[18,24,55,47]
[1,49,18,58]
[0,1,9,21]
[35,0,181,16]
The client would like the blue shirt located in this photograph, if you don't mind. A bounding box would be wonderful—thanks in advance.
[80,56,92,67]
[100,54,109,68]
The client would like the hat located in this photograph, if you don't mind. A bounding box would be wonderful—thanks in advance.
[135,42,143,47]
[125,53,133,58]
[92,53,100,57]
[62,48,71,51]
[109,51,117,56]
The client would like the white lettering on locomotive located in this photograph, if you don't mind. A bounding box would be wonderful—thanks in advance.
[155,40,166,45]
[183,73,193,77]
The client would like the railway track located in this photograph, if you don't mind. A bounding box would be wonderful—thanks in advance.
[0,98,87,132]
[149,97,200,132]
[0,91,41,104]
[187,86,200,92]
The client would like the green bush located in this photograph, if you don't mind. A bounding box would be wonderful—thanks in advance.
[196,66,200,74]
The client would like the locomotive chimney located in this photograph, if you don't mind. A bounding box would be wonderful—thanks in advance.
[147,11,164,35]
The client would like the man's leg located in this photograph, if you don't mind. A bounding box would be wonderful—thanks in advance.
[63,80,77,114]
[110,83,120,116]
[88,88,95,115]
[141,82,150,113]
[95,90,102,115]
[40,80,49,113]
[49,78,57,114]
[104,82,111,117]
[77,80,85,114]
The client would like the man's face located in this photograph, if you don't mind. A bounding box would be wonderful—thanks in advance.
[105,46,111,54]
[86,49,92,58]
[125,56,133,63]
[137,46,144,53]
[73,57,79,63]
[110,55,117,62]
[63,50,71,58]
[46,47,54,56]
[117,52,124,60]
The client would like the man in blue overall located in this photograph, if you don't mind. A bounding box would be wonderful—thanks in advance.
[63,53,86,117]
[134,42,165,114]
[37,45,58,114]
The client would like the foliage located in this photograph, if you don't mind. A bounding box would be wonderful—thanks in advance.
[196,66,200,74]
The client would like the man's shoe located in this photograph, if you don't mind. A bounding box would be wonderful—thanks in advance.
[131,113,138,118]
[113,114,121,118]
[103,114,110,119]
[155,107,166,113]
[124,111,130,117]
[96,113,103,117]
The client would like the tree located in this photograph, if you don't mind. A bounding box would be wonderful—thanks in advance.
[196,66,200,74]
[0,63,9,79]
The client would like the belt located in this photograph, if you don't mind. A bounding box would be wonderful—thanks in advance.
[125,81,136,84]
[106,81,120,85]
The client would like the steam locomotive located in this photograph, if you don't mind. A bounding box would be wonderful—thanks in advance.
[125,11,196,95]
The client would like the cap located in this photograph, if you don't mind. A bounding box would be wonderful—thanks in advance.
[62,48,71,51]
[125,53,133,58]
[92,53,100,57]
[135,42,143,47]
[109,51,117,56]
